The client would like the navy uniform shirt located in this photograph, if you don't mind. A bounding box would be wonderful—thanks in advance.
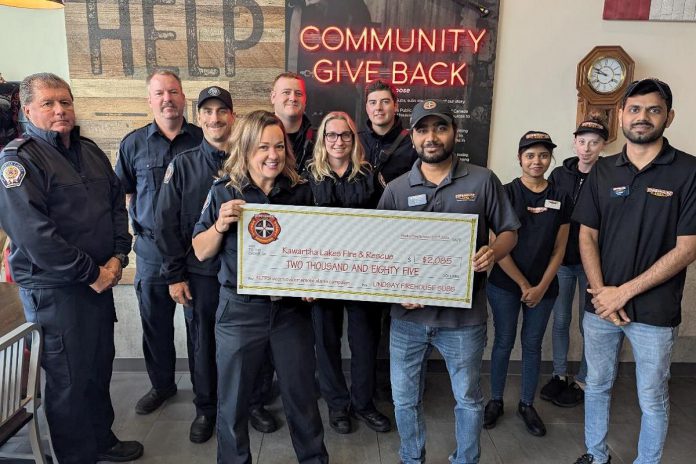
[306,163,379,209]
[115,120,203,265]
[193,175,313,289]
[488,178,572,297]
[359,117,418,184]
[287,114,315,175]
[573,140,696,327]
[378,156,520,328]
[155,139,226,284]
[0,124,131,288]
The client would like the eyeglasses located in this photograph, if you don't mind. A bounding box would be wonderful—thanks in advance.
[324,131,353,142]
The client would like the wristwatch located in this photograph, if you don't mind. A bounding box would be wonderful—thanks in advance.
[114,253,129,268]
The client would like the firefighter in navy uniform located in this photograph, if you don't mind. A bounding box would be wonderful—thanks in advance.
[115,70,203,415]
[0,73,142,463]
[154,86,234,443]
[358,80,419,185]
[271,72,315,174]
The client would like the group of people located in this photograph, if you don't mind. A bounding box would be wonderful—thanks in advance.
[0,69,693,464]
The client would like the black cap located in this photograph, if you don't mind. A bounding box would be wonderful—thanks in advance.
[622,78,672,111]
[410,99,454,129]
[574,120,609,140]
[518,130,557,152]
[197,86,233,111]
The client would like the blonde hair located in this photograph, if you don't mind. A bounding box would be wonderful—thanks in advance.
[222,110,301,192]
[308,111,369,182]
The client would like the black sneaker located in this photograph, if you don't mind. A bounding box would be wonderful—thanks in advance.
[553,381,584,408]
[540,375,567,402]
[483,399,504,429]
[573,454,611,463]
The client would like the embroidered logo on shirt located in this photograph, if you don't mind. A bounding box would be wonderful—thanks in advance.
[163,163,174,184]
[1,161,26,188]
[646,187,673,197]
[455,193,476,202]
[527,206,548,214]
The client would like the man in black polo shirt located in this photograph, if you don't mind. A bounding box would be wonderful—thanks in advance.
[572,78,696,464]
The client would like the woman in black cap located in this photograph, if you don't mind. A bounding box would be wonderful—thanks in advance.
[192,110,328,464]
[540,119,608,408]
[304,111,391,435]
[483,131,572,437]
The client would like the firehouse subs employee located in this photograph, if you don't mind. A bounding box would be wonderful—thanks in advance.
[0,73,142,464]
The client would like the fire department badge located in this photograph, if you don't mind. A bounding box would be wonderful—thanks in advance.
[423,100,437,110]
[248,213,281,245]
[1,161,26,188]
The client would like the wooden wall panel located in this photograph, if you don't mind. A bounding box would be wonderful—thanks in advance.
[65,0,285,159]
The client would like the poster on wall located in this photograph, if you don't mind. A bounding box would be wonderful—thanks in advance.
[63,1,498,166]
[286,0,500,167]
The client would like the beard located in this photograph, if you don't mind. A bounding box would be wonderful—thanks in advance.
[417,140,454,164]
[622,119,667,145]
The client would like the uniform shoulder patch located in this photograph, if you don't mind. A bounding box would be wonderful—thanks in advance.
[201,191,212,214]
[1,160,27,188]
[163,162,174,184]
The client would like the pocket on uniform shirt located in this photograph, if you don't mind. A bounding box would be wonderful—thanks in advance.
[42,333,72,388]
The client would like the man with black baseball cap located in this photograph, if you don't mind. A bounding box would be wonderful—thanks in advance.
[572,78,696,464]
[155,85,236,442]
[378,99,520,464]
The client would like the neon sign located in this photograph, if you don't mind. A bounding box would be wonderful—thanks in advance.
[300,26,487,86]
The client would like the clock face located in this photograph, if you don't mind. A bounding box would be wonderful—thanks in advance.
[588,57,626,94]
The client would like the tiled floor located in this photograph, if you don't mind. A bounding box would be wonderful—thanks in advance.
[2,373,695,463]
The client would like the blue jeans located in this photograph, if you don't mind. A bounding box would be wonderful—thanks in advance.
[390,318,486,464]
[551,264,588,382]
[583,312,676,464]
[487,283,555,405]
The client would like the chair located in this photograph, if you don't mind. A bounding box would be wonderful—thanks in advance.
[0,321,48,463]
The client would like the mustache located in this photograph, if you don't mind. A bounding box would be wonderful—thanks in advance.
[631,120,653,128]
[423,142,443,148]
[206,123,226,128]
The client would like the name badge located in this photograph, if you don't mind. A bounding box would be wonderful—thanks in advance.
[408,194,427,207]
[544,199,561,210]
[610,186,630,198]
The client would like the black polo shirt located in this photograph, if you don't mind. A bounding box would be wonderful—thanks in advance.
[488,178,572,297]
[378,156,520,328]
[573,139,696,327]
[193,175,313,289]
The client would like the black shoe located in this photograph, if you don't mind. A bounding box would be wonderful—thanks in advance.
[135,387,176,415]
[540,375,568,402]
[553,381,584,408]
[189,414,215,443]
[96,440,144,462]
[573,454,611,464]
[483,399,504,429]
[329,408,352,434]
[517,402,546,437]
[351,407,392,433]
[249,406,278,433]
